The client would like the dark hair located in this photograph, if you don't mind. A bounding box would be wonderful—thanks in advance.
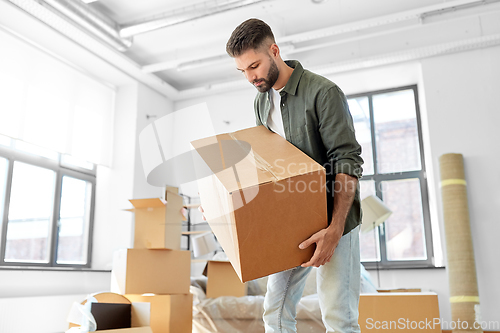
[226,18,275,57]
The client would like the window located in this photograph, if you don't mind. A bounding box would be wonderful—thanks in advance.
[0,26,113,268]
[348,85,433,268]
[0,28,115,167]
[0,137,95,268]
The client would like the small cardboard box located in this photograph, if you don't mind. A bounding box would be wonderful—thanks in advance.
[191,126,328,282]
[358,292,441,332]
[91,302,131,329]
[125,294,193,333]
[94,302,152,333]
[68,292,152,333]
[203,260,247,298]
[127,191,185,250]
[111,249,190,295]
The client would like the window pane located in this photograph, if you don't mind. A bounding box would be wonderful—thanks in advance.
[5,162,55,262]
[359,180,380,262]
[381,178,427,261]
[373,89,421,174]
[348,97,374,175]
[57,176,92,264]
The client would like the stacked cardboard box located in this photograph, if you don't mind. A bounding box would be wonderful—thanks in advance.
[203,260,247,298]
[109,188,193,333]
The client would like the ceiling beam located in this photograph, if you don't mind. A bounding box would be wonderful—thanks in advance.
[176,32,500,100]
[120,0,269,38]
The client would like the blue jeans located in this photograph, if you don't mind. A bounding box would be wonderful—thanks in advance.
[263,226,361,333]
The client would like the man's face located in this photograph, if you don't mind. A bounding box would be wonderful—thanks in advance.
[235,48,279,93]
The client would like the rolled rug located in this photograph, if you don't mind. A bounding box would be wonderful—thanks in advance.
[439,153,482,333]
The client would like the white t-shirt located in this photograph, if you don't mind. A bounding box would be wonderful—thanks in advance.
[267,87,285,138]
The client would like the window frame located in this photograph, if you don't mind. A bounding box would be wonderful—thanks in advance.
[0,140,96,268]
[349,85,435,269]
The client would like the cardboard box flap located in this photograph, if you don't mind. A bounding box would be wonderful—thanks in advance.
[131,302,151,327]
[165,191,186,222]
[128,198,166,209]
[202,260,230,276]
[165,186,178,194]
[196,174,242,277]
[89,292,131,304]
[231,126,324,177]
[191,126,324,193]
[191,133,276,193]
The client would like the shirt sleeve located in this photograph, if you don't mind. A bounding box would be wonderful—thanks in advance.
[317,85,363,179]
[254,95,263,126]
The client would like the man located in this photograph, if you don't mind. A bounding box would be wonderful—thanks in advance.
[225,19,364,333]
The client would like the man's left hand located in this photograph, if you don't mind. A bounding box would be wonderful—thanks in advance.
[299,225,343,268]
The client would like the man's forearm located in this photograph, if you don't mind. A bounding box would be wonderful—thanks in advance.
[328,173,358,234]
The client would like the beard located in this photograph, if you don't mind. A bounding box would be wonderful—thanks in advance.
[252,57,279,93]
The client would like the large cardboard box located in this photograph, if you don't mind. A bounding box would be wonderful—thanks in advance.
[191,126,328,282]
[203,260,247,298]
[125,294,193,333]
[127,191,184,250]
[111,249,190,295]
[359,292,441,332]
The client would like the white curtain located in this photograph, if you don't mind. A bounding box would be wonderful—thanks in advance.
[0,28,114,166]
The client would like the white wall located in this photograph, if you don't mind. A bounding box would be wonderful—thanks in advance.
[93,82,175,269]
[93,82,174,267]
[419,46,500,324]
[0,294,87,333]
[92,84,139,271]
[132,83,175,199]
[173,48,500,324]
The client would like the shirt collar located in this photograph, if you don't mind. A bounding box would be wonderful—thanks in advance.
[282,60,304,96]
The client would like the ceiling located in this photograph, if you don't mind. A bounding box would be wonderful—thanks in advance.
[4,0,500,100]
[92,0,442,90]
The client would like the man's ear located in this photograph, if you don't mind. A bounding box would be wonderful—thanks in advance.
[269,43,280,58]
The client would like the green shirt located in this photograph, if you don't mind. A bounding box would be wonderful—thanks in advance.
[254,60,363,235]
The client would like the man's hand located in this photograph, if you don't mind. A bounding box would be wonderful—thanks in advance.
[299,173,357,267]
[299,223,343,267]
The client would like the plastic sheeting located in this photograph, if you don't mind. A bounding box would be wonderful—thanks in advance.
[191,264,378,333]
[192,288,325,333]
